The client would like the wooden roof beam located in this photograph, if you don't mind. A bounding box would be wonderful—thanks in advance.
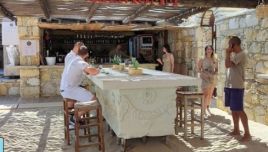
[86,3,100,23]
[179,0,258,8]
[122,5,151,24]
[38,0,50,19]
[166,7,210,23]
[0,3,15,21]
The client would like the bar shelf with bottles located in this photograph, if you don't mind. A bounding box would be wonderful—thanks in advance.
[43,30,132,64]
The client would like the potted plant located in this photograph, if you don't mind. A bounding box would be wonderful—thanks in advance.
[45,50,56,65]
[112,55,122,70]
[128,58,143,75]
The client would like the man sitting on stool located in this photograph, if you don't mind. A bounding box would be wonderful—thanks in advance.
[60,45,99,118]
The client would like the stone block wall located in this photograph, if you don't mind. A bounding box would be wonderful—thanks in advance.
[215,10,268,125]
[168,27,212,76]
[40,66,63,97]
[168,10,268,126]
[0,80,20,96]
[17,16,40,66]
[20,67,40,98]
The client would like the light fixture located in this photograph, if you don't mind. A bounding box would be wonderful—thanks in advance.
[256,0,268,19]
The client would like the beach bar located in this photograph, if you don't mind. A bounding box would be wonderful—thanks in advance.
[1,0,268,152]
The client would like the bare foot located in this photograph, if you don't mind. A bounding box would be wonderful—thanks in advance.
[240,134,251,142]
[207,108,212,116]
[204,113,209,120]
[229,131,241,136]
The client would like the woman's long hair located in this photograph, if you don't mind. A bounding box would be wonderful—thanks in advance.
[163,44,171,53]
[205,45,214,58]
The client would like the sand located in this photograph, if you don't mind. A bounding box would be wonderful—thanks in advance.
[0,97,268,152]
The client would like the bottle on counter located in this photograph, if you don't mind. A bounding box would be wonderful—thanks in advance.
[46,50,49,57]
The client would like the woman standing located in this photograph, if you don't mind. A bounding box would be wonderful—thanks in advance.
[157,44,174,73]
[197,45,218,118]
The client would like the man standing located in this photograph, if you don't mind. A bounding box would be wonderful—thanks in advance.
[225,36,251,141]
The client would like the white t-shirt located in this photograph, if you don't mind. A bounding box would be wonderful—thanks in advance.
[60,50,76,90]
[60,56,89,90]
[64,50,76,65]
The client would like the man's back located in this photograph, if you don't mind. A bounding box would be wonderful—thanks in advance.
[65,50,76,65]
[60,56,88,90]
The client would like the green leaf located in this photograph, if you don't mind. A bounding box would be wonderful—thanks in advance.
[131,58,139,69]
[112,55,122,65]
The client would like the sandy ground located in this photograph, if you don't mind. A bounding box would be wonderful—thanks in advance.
[0,96,268,152]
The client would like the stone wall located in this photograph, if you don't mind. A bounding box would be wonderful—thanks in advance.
[20,66,40,98]
[168,10,268,126]
[168,27,212,76]
[17,16,40,66]
[40,66,63,97]
[215,11,268,125]
[0,80,20,96]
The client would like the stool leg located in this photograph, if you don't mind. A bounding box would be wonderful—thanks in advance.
[82,114,86,135]
[97,108,101,150]
[75,109,80,152]
[175,99,179,135]
[200,97,204,140]
[184,97,188,140]
[191,100,194,134]
[63,101,67,141]
[85,112,92,142]
[179,100,183,127]
[98,107,105,152]
[179,99,183,127]
[121,139,127,152]
[64,101,71,145]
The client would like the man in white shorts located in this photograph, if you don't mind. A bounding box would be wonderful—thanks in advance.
[60,41,84,104]
[60,45,99,108]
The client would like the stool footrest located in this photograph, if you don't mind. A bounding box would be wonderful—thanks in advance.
[65,127,74,131]
[79,123,99,128]
[78,143,100,148]
[79,134,99,138]
[80,116,98,121]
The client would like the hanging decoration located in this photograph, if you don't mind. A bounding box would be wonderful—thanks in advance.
[87,0,179,6]
[256,0,268,19]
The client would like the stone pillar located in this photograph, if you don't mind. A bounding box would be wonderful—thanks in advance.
[17,16,40,66]
[20,67,40,98]
[17,16,41,98]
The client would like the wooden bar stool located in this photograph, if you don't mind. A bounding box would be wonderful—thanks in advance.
[175,91,204,140]
[63,98,76,145]
[74,100,105,152]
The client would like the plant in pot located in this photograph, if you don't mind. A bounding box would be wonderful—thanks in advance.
[112,55,122,70]
[128,58,143,75]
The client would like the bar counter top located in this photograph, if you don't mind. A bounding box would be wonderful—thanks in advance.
[89,68,201,90]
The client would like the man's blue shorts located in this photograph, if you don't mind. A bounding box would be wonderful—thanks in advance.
[224,88,244,111]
